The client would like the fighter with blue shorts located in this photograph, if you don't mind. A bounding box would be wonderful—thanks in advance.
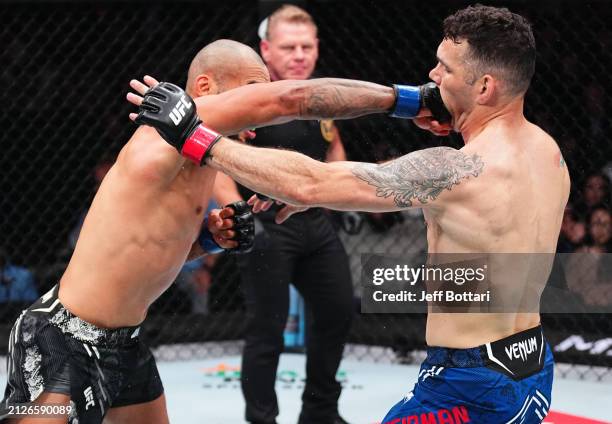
[383,326,554,424]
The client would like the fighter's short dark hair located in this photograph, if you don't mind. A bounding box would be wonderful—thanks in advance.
[443,4,536,95]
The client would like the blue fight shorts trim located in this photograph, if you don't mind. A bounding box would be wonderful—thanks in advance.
[382,325,554,424]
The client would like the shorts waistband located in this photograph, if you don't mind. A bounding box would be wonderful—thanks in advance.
[425,325,545,371]
[28,285,141,347]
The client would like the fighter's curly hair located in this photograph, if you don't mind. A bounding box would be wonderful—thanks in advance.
[443,4,536,96]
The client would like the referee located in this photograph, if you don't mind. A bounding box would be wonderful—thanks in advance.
[213,5,352,424]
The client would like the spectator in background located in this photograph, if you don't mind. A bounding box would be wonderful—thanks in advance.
[564,211,612,308]
[212,5,352,424]
[0,247,38,303]
[575,172,610,220]
[564,206,612,308]
[557,204,586,252]
[579,206,611,253]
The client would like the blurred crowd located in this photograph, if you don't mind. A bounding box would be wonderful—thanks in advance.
[559,172,611,254]
[555,171,612,308]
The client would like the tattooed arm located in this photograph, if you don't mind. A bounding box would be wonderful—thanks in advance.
[207,139,484,213]
[193,78,395,135]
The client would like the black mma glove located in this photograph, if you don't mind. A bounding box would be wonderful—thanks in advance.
[198,201,255,254]
[225,201,255,253]
[420,82,452,124]
[135,82,222,166]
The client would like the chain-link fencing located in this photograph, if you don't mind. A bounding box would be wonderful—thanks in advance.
[0,0,611,380]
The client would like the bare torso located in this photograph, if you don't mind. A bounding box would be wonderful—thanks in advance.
[59,126,214,327]
[424,120,570,347]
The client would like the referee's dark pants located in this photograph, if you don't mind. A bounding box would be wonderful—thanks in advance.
[238,208,354,424]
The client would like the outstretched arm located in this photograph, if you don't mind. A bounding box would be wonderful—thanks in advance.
[128,76,395,136]
[128,76,451,137]
[198,78,398,134]
[206,139,484,213]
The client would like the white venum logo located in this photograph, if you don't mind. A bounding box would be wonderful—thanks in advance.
[505,336,538,362]
[169,95,193,125]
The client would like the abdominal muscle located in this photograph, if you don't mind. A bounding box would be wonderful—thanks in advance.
[59,160,216,328]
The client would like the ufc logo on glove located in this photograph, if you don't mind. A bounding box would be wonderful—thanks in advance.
[169,95,193,125]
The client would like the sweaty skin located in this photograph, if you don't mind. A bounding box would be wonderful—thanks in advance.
[61,43,402,328]
[128,37,570,348]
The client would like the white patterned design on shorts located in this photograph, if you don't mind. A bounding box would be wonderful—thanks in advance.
[69,400,80,424]
[23,345,43,401]
[50,308,104,343]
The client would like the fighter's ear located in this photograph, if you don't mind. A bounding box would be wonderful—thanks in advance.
[475,74,497,105]
[194,74,216,97]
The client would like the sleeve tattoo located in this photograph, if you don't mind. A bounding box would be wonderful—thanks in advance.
[351,147,484,208]
[299,79,393,119]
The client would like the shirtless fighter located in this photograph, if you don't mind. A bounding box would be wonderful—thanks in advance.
[129,5,569,423]
[0,41,262,424]
[2,38,449,424]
